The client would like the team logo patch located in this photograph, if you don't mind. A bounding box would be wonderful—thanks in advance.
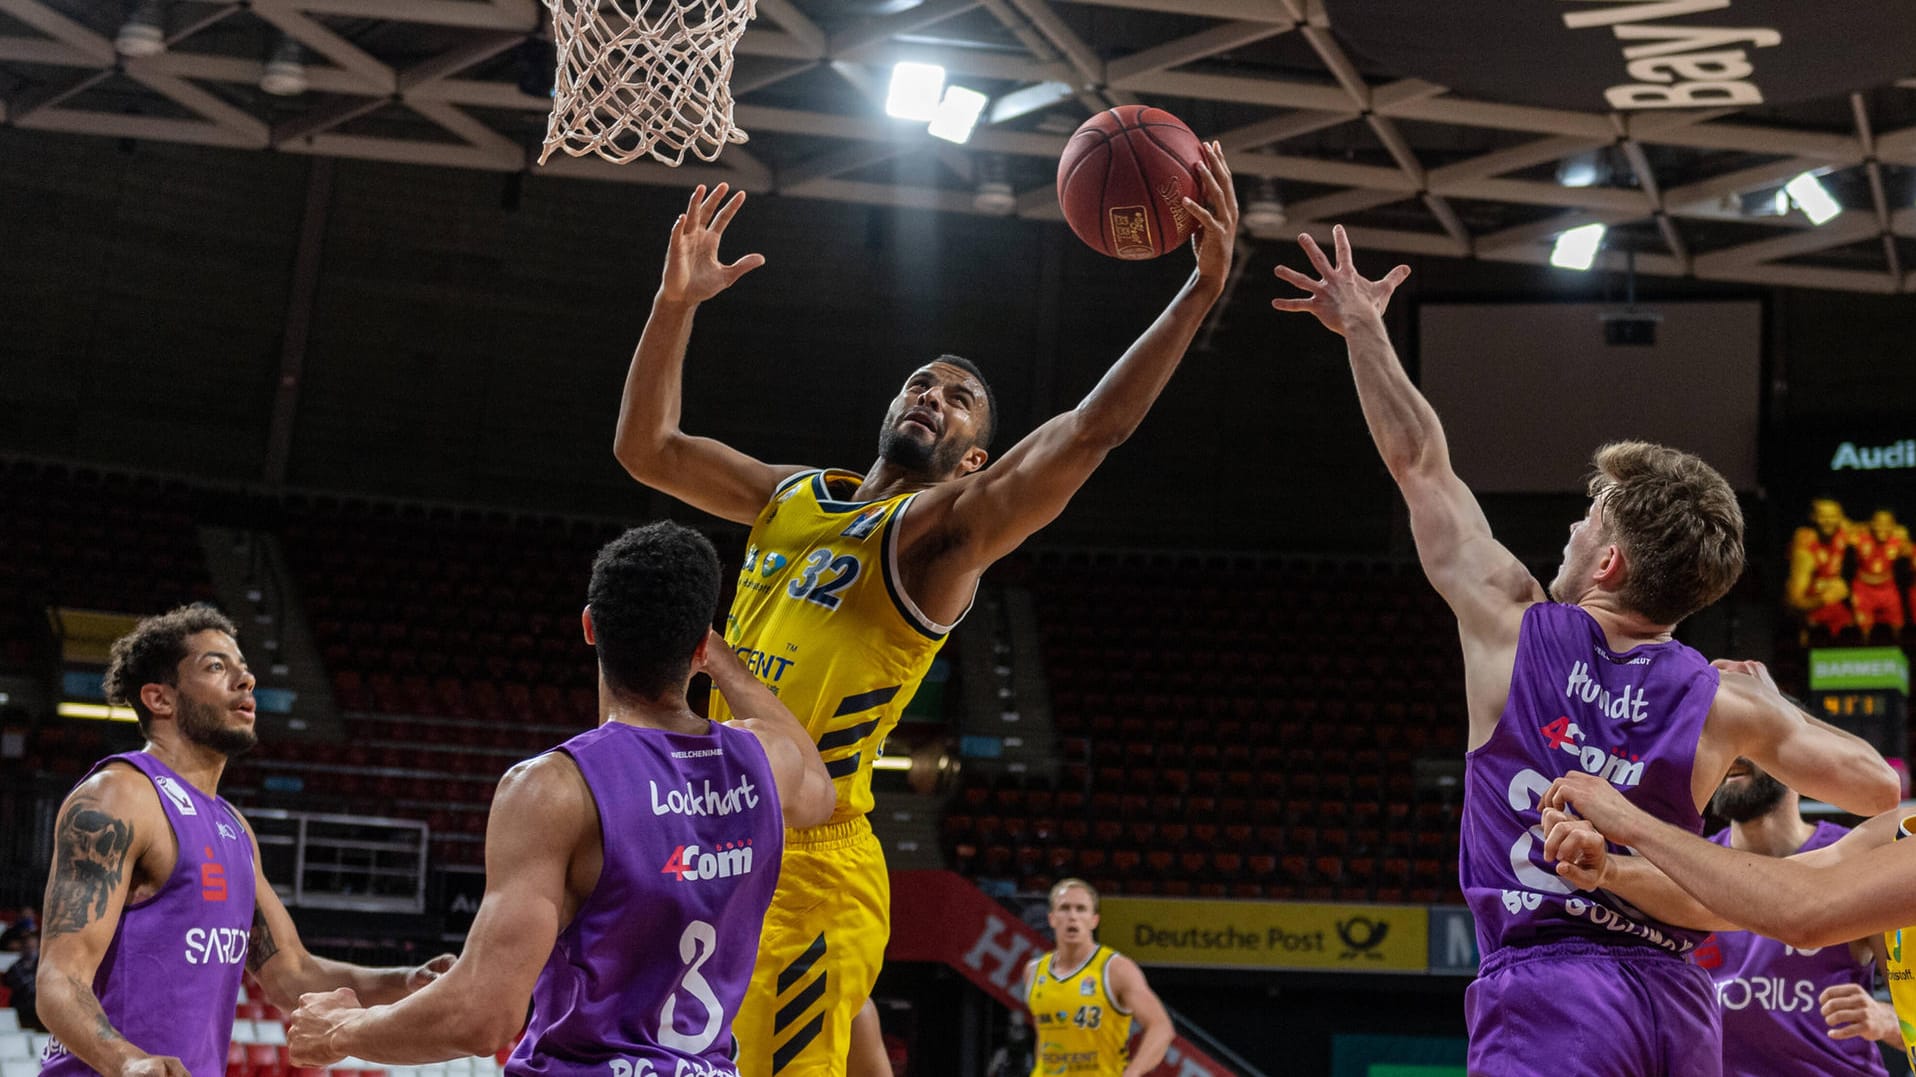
[155,775,197,816]
[217,822,239,841]
[840,506,888,540]
[760,552,788,578]
[743,545,759,572]
[1080,977,1097,996]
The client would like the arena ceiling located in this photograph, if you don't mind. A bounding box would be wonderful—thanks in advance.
[5,0,1916,294]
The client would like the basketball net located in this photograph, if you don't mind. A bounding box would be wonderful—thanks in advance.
[539,0,756,167]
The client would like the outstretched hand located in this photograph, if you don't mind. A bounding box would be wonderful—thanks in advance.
[1270,224,1410,337]
[660,183,765,304]
[1182,141,1238,287]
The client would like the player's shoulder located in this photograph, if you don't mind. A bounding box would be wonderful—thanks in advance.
[65,757,163,813]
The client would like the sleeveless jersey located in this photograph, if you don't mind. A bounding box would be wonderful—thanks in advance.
[510,720,783,1077]
[1026,947,1133,1077]
[710,469,962,825]
[41,752,255,1077]
[1701,822,1887,1077]
[1459,602,1719,958]
[1880,813,1916,1072]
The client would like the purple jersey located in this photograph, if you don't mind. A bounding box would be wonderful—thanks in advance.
[1703,823,1889,1077]
[42,752,256,1077]
[510,720,783,1077]
[1460,602,1719,958]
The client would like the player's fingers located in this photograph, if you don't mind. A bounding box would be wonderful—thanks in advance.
[1182,197,1222,236]
[697,182,729,224]
[1209,141,1234,191]
[1381,264,1412,294]
[685,185,707,225]
[1828,1023,1865,1040]
[723,253,767,282]
[1299,232,1335,277]
[1269,297,1316,313]
[1273,265,1322,293]
[711,189,748,235]
[1333,223,1354,269]
[1192,159,1226,212]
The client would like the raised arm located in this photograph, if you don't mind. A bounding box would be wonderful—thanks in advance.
[35,769,186,1077]
[914,142,1237,573]
[288,755,588,1066]
[1545,772,1915,948]
[1107,955,1173,1077]
[700,630,834,828]
[1705,665,1899,817]
[239,814,454,1011]
[613,184,806,524]
[1271,226,1542,741]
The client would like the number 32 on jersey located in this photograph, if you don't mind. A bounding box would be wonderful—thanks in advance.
[787,549,861,611]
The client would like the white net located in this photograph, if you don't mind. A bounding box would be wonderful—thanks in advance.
[540,0,756,167]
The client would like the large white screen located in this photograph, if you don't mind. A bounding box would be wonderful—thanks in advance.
[1419,301,1762,493]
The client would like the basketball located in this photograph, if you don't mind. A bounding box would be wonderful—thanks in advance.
[1056,105,1206,260]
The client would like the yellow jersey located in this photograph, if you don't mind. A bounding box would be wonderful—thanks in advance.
[1882,814,1916,1067]
[1026,946,1134,1077]
[711,469,960,825]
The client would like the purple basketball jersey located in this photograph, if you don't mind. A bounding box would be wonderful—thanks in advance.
[1460,602,1720,958]
[510,720,783,1077]
[41,752,256,1077]
[1703,823,1889,1077]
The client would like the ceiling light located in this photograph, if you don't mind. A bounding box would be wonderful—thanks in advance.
[928,85,988,144]
[115,0,167,58]
[1555,151,1608,189]
[973,180,1015,216]
[885,62,946,122]
[1242,179,1286,235]
[1784,171,1841,225]
[1549,223,1606,270]
[260,34,308,96]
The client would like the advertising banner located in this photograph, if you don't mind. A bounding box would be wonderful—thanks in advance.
[1096,897,1429,973]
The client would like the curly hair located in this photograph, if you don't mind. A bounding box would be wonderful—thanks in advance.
[102,604,238,733]
[1588,441,1745,625]
[587,521,721,699]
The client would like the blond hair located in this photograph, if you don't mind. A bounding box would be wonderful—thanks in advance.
[1587,441,1744,625]
[1048,877,1099,912]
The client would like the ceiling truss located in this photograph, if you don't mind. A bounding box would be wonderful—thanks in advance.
[3,0,1915,292]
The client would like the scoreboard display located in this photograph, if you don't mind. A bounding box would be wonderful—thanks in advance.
[1806,647,1909,764]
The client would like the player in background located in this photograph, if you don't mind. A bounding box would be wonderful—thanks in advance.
[1690,753,1900,1076]
[1021,880,1172,1077]
[612,146,1238,1077]
[1850,509,1911,635]
[288,522,834,1074]
[1270,224,1898,1076]
[37,605,453,1077]
[1788,498,1858,636]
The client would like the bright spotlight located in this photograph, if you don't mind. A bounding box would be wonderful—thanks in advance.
[885,62,946,122]
[1784,171,1841,225]
[928,85,988,143]
[1549,222,1606,270]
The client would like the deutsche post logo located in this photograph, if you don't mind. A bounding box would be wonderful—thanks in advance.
[1336,916,1390,960]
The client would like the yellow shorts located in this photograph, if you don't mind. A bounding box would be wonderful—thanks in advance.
[735,817,890,1077]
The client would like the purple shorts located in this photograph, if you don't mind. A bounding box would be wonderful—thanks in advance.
[1466,940,1721,1077]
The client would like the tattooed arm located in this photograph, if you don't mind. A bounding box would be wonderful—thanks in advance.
[36,767,190,1077]
[235,813,455,1010]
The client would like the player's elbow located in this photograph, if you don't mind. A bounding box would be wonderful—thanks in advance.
[613,430,667,482]
[788,773,835,830]
[456,1007,525,1060]
[1841,754,1901,816]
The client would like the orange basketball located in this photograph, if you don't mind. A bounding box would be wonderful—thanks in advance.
[1056,105,1205,260]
